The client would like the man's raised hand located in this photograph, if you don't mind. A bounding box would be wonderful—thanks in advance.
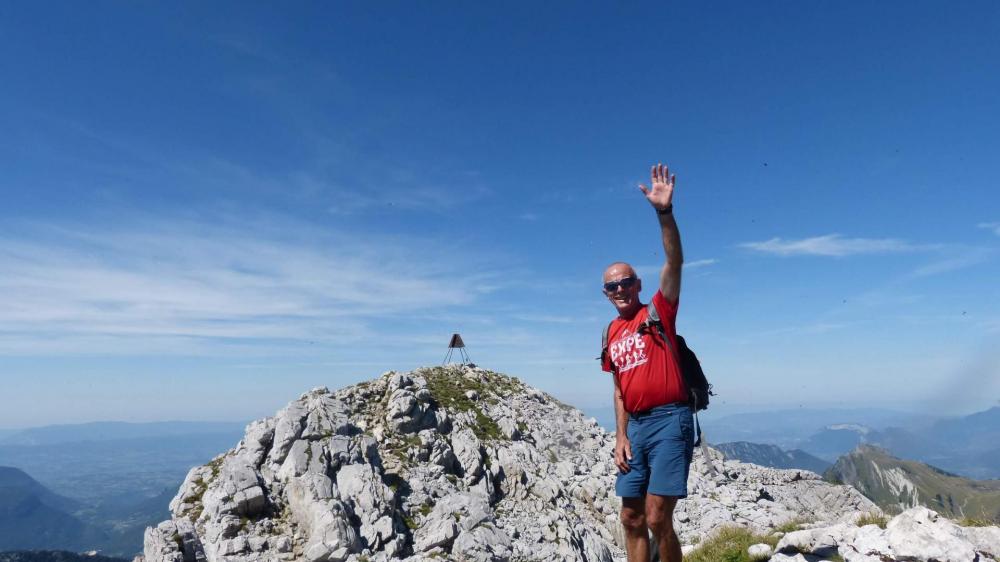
[638,163,675,211]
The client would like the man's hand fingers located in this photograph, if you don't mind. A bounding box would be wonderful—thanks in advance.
[638,183,649,196]
[615,441,631,473]
[670,174,676,187]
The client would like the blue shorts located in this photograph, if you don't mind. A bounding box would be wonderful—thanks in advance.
[616,403,694,498]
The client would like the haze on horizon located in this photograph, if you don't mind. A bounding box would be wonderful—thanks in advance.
[1,2,998,428]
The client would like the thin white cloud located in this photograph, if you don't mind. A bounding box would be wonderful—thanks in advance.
[510,314,574,324]
[323,178,490,215]
[0,216,505,355]
[978,222,1000,237]
[633,258,716,281]
[906,247,994,278]
[685,259,717,269]
[740,234,930,256]
[756,322,849,338]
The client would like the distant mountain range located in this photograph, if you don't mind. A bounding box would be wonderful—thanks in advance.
[0,467,105,552]
[715,442,830,474]
[824,445,1000,521]
[0,552,126,562]
[703,407,936,448]
[700,406,1000,480]
[0,422,246,505]
[0,421,246,557]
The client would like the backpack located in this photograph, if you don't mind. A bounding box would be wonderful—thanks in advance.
[601,301,715,411]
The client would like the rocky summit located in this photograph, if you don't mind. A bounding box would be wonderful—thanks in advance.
[136,365,881,562]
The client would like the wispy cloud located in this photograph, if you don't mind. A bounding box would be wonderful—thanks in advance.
[978,222,1000,237]
[740,234,931,257]
[906,247,994,278]
[685,259,717,269]
[510,314,574,324]
[0,216,505,355]
[756,322,849,338]
[632,258,716,281]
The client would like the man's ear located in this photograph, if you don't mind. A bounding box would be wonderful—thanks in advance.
[636,278,642,293]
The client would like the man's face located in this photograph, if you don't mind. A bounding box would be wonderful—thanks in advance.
[603,263,642,317]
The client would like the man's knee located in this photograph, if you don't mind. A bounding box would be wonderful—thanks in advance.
[645,509,674,534]
[620,505,646,533]
[645,495,678,535]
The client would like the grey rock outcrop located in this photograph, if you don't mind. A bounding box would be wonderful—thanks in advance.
[137,365,881,562]
[772,506,1000,562]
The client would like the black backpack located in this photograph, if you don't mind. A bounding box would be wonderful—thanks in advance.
[601,301,715,411]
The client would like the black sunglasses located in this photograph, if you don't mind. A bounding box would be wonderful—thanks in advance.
[603,276,638,293]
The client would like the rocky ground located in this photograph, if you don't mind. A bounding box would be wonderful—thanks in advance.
[136,365,993,562]
[769,507,1000,562]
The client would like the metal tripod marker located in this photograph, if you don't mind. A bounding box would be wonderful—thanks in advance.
[442,333,471,365]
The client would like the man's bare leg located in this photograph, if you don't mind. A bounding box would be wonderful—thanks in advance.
[645,494,682,562]
[620,497,650,562]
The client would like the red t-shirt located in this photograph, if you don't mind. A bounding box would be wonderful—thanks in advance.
[602,290,688,413]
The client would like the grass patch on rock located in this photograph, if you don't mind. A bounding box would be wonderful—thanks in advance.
[856,512,889,528]
[773,516,812,534]
[683,526,776,562]
[422,367,504,441]
[958,515,998,527]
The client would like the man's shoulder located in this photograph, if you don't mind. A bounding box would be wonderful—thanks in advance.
[651,290,679,322]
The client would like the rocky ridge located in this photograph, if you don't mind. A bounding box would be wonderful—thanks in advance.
[137,365,878,562]
[825,444,1000,520]
[769,506,1000,562]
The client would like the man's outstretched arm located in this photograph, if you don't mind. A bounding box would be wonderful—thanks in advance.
[639,163,683,303]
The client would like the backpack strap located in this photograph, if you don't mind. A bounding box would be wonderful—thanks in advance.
[643,301,711,452]
[641,302,670,352]
[601,320,616,376]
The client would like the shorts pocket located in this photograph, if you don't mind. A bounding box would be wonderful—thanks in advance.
[678,410,694,441]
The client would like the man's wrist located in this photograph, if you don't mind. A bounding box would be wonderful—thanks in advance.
[655,203,673,215]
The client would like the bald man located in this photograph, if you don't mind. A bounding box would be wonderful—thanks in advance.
[600,163,691,562]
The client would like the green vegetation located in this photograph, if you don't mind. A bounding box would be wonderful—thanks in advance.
[382,432,423,466]
[182,455,225,521]
[773,517,812,534]
[683,527,776,562]
[684,522,846,562]
[958,513,999,527]
[855,512,888,529]
[421,367,505,441]
[186,478,208,520]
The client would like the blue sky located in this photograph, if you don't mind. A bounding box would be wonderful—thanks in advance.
[1,2,998,428]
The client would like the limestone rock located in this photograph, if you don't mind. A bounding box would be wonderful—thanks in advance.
[748,542,773,559]
[140,365,941,562]
[769,506,1000,562]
